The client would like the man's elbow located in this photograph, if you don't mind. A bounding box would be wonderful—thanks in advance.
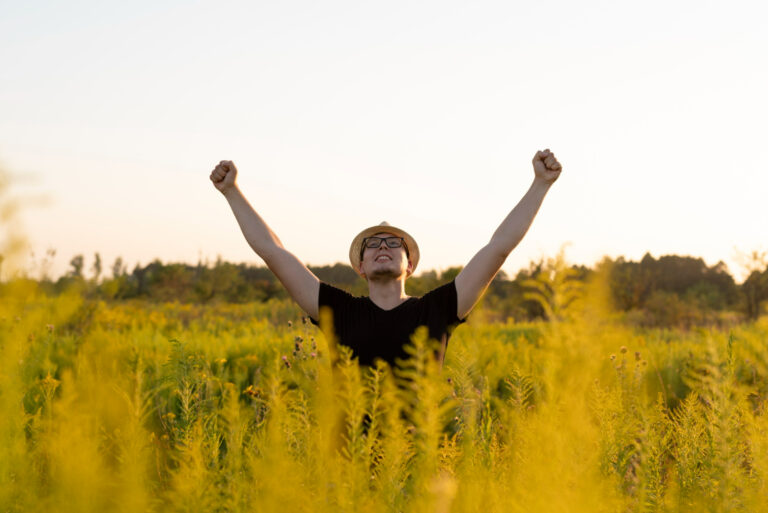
[254,243,284,266]
[485,240,512,266]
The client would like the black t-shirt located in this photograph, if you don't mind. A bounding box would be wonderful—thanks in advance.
[309,280,465,368]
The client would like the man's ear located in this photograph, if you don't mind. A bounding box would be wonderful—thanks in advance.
[406,259,413,276]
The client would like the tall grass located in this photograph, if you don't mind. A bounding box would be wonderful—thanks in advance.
[1,276,767,512]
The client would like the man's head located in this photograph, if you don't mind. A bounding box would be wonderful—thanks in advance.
[359,232,412,281]
[349,222,420,281]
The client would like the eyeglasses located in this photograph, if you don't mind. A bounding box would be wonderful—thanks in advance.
[360,236,410,259]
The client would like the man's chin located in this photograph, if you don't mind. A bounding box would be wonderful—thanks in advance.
[368,268,404,282]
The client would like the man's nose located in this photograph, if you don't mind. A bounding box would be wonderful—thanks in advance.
[376,244,397,256]
[371,247,393,260]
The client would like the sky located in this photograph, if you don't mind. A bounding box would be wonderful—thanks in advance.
[1,0,766,282]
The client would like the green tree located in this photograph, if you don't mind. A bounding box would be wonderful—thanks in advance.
[742,269,768,321]
[112,256,125,278]
[91,252,102,283]
[69,254,84,278]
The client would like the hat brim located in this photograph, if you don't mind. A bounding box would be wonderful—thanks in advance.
[349,223,420,277]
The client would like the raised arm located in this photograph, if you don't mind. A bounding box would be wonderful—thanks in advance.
[455,149,562,319]
[210,160,320,318]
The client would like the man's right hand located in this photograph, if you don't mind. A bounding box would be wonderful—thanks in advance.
[210,160,238,194]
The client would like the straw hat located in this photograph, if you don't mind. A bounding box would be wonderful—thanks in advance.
[349,221,420,277]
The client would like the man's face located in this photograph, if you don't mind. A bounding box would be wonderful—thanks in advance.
[359,232,412,281]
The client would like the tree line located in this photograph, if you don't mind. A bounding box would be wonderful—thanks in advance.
[3,251,767,327]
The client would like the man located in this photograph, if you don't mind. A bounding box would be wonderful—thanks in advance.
[210,149,562,368]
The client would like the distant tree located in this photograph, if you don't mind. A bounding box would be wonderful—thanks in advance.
[39,248,56,282]
[112,257,125,278]
[309,263,364,294]
[610,253,739,318]
[644,290,700,328]
[742,269,768,321]
[148,261,196,302]
[406,269,441,297]
[651,255,726,299]
[610,257,651,310]
[91,252,102,283]
[209,258,244,302]
[68,254,84,278]
[734,249,768,321]
[440,266,463,283]
[18,251,750,325]
[734,248,768,278]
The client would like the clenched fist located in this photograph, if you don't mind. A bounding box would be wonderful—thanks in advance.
[210,160,237,194]
[532,149,562,185]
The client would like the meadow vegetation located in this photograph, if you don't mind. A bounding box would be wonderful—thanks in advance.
[2,258,767,513]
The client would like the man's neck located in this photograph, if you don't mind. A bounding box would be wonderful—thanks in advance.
[367,278,410,310]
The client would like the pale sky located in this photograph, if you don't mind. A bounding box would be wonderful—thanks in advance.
[1,0,766,282]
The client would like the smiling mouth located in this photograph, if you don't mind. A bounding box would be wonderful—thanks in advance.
[375,255,392,262]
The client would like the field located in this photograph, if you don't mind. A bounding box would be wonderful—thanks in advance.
[1,276,767,513]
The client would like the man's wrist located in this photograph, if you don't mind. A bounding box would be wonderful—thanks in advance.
[532,176,554,190]
[222,185,241,200]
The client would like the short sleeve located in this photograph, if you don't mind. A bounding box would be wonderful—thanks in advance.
[422,279,466,330]
[309,282,353,327]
